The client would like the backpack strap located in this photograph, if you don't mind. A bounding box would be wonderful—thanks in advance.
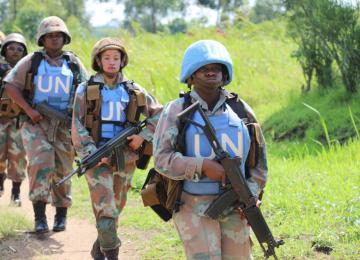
[85,76,103,144]
[24,51,43,102]
[176,91,194,154]
[225,92,258,178]
[63,51,81,115]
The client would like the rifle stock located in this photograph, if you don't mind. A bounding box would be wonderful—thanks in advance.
[177,101,284,259]
[56,120,146,186]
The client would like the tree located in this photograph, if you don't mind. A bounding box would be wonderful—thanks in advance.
[0,0,90,39]
[286,0,360,93]
[197,0,245,26]
[250,0,284,23]
[117,0,185,33]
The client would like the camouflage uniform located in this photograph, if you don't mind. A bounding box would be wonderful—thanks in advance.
[0,58,27,186]
[71,38,162,257]
[4,49,87,203]
[4,16,88,233]
[0,33,28,203]
[153,40,268,260]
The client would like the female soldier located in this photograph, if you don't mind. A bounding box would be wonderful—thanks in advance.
[71,38,162,260]
[153,40,268,259]
[4,16,88,233]
[0,33,28,206]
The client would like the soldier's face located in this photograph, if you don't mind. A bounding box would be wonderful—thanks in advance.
[5,42,25,65]
[42,32,64,52]
[100,49,122,75]
[191,63,224,90]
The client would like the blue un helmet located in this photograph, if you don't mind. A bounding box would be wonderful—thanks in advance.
[180,40,233,86]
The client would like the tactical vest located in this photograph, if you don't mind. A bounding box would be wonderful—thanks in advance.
[182,103,251,195]
[0,61,21,118]
[24,51,80,116]
[177,91,259,178]
[84,76,146,144]
[84,76,152,169]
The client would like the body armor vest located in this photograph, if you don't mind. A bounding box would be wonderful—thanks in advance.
[33,59,73,111]
[183,104,251,195]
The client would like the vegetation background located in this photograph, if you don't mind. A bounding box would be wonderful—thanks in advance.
[0,0,359,259]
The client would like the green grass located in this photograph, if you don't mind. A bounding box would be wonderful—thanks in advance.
[0,207,32,238]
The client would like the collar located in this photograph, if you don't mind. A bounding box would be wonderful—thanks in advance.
[189,88,231,113]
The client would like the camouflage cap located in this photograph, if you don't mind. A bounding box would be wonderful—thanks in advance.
[91,37,128,72]
[36,16,71,46]
[1,33,28,57]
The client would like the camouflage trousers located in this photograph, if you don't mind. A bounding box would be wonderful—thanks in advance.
[85,159,136,250]
[85,160,136,220]
[20,119,73,207]
[173,192,252,260]
[0,117,27,182]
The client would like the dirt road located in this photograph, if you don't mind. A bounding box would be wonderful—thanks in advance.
[0,179,138,260]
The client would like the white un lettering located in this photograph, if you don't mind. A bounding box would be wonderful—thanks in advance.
[37,75,71,94]
[102,101,124,121]
[193,132,243,159]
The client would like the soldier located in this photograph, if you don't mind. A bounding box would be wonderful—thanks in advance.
[0,33,28,206]
[71,38,162,260]
[4,16,88,233]
[153,40,268,259]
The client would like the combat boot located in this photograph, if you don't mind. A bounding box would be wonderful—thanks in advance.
[103,247,119,260]
[10,181,21,206]
[32,201,49,233]
[53,207,67,232]
[0,173,5,197]
[90,239,105,260]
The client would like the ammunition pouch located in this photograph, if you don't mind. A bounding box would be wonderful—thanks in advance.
[0,96,21,118]
[126,88,146,123]
[136,141,152,169]
[85,83,102,144]
[141,168,183,222]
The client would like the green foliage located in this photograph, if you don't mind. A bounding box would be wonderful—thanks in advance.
[168,18,188,34]
[119,0,185,33]
[0,0,90,39]
[197,0,246,26]
[286,0,360,93]
[265,86,360,148]
[11,1,45,40]
[249,0,285,23]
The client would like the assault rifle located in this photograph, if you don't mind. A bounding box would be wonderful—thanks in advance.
[56,120,146,186]
[35,101,70,123]
[177,101,284,259]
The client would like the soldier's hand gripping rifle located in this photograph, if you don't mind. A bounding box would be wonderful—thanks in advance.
[56,120,146,186]
[177,101,284,259]
[35,101,70,123]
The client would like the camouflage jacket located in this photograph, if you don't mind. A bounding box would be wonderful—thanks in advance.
[153,89,268,195]
[71,72,163,161]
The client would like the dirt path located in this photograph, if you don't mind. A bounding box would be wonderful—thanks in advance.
[0,179,139,260]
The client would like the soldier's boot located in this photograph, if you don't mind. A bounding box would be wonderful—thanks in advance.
[32,201,49,233]
[10,181,21,206]
[53,207,67,232]
[90,239,105,260]
[103,247,119,260]
[0,173,5,197]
